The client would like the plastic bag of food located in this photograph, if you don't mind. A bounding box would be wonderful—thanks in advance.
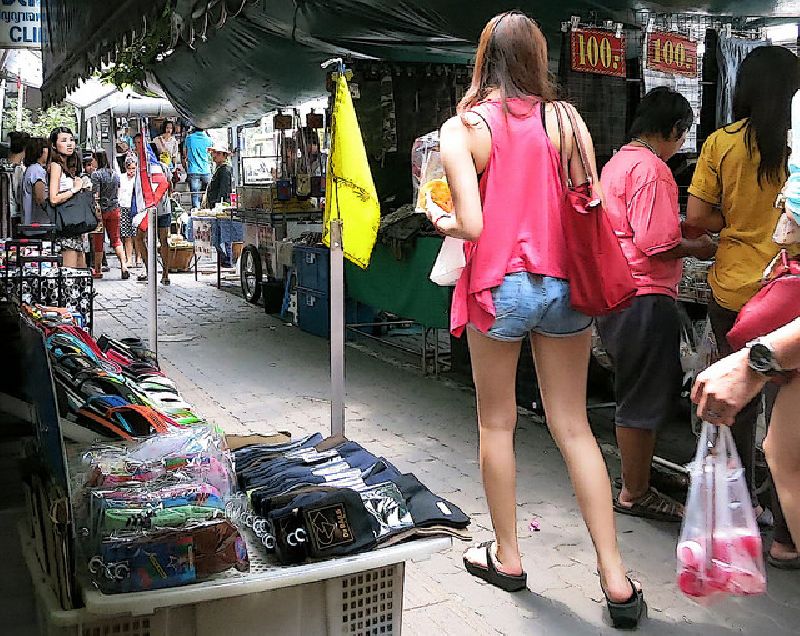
[677,423,766,602]
[412,131,454,216]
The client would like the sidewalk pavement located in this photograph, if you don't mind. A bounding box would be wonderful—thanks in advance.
[93,271,800,635]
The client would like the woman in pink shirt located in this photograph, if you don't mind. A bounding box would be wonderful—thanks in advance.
[428,11,643,627]
[598,88,715,523]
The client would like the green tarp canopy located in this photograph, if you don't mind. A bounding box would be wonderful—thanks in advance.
[42,1,799,126]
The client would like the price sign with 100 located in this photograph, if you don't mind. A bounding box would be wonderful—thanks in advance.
[647,31,698,77]
[571,29,626,78]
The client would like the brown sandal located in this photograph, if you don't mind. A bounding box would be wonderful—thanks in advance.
[614,488,683,522]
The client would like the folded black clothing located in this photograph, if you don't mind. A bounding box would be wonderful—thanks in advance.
[269,487,380,564]
[233,433,323,471]
[239,443,381,491]
[394,473,470,529]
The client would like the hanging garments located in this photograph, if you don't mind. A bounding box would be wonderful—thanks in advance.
[324,74,381,269]
[716,35,769,127]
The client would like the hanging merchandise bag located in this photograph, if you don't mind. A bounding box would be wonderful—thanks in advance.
[677,422,766,602]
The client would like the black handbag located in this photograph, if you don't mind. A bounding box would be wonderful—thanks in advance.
[48,190,99,238]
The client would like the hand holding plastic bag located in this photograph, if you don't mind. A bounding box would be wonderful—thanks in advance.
[677,422,766,601]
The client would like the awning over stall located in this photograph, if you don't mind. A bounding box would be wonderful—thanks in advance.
[43,1,799,126]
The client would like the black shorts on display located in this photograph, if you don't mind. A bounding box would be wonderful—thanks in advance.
[597,294,683,431]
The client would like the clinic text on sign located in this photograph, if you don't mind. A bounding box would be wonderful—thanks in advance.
[0,0,41,49]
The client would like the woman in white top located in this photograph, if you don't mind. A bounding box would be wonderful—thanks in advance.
[48,127,87,268]
[153,120,180,169]
[118,157,139,267]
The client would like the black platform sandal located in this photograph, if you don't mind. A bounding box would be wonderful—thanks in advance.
[603,577,643,630]
[462,541,527,593]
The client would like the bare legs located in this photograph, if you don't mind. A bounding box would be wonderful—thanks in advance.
[763,379,800,557]
[123,237,137,267]
[61,249,84,269]
[465,330,524,575]
[616,428,656,505]
[465,327,634,602]
[137,227,170,283]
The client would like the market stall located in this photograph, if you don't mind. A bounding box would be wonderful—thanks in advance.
[10,300,463,635]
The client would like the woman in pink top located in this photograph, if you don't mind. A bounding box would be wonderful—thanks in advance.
[428,11,643,627]
[598,88,715,523]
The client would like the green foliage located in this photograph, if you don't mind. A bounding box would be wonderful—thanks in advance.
[2,99,78,138]
[99,6,173,91]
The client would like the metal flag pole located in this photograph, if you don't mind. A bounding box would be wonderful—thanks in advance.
[147,206,158,358]
[329,218,345,438]
[141,118,158,358]
[322,57,346,439]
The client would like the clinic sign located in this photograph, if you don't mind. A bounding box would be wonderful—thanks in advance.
[0,0,41,49]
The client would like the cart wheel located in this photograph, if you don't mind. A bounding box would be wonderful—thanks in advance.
[241,246,262,303]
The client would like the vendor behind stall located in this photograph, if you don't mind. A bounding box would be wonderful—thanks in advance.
[206,142,233,207]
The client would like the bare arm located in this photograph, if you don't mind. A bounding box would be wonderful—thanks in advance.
[687,195,725,233]
[33,181,47,207]
[692,317,800,425]
[652,236,717,261]
[434,116,484,241]
[48,164,75,205]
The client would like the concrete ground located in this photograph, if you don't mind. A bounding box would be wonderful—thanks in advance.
[92,269,800,635]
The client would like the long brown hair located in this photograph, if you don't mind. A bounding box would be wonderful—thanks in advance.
[459,11,556,115]
[48,127,79,178]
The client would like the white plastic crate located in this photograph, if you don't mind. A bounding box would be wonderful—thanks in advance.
[326,564,404,635]
[23,521,448,636]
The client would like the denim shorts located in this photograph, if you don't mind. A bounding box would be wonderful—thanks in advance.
[484,272,592,341]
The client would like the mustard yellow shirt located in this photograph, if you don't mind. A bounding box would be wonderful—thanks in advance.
[688,120,784,311]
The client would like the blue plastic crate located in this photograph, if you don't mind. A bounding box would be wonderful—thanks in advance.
[297,287,330,338]
[296,287,377,339]
[293,246,329,293]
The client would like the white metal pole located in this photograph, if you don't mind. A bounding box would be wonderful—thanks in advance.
[0,79,6,141]
[16,80,23,130]
[147,206,158,357]
[330,219,345,438]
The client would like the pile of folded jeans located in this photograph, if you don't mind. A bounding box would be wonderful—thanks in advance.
[232,434,470,565]
[72,426,246,593]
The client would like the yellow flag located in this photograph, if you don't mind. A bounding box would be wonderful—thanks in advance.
[324,74,380,269]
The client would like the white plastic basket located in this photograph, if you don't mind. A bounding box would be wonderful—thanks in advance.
[326,564,404,635]
[23,519,443,636]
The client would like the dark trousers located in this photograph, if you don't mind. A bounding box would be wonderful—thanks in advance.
[707,299,794,548]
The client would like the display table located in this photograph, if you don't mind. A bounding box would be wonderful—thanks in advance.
[345,236,451,330]
[186,215,244,266]
[22,520,449,636]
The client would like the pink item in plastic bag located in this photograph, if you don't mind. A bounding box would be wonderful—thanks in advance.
[676,422,766,601]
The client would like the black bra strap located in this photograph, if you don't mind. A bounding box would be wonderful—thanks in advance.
[467,109,492,139]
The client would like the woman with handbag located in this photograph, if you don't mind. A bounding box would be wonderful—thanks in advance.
[48,127,88,268]
[687,46,800,567]
[90,151,129,280]
[427,11,642,628]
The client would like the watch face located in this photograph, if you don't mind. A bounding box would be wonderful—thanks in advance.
[749,343,775,374]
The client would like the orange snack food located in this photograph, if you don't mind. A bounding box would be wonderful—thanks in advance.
[419,178,454,213]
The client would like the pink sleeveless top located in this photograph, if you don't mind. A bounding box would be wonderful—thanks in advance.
[450,98,569,336]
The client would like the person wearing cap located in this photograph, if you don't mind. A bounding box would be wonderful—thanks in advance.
[205,142,233,208]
